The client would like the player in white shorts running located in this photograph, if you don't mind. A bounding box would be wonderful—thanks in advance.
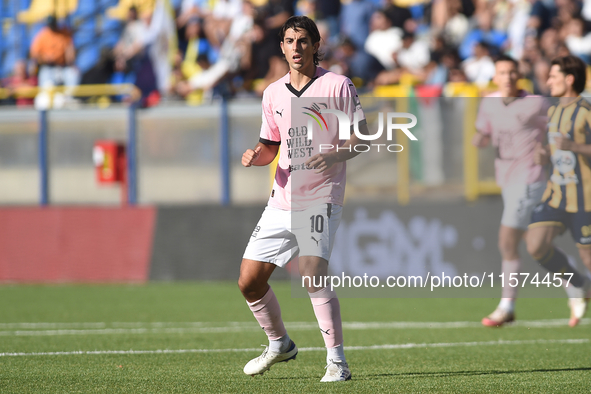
[238,16,369,382]
[473,55,551,326]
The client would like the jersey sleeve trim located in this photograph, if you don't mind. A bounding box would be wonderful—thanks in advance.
[259,137,281,145]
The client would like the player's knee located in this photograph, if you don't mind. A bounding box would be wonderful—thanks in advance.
[526,236,549,260]
[237,276,252,297]
[238,275,265,300]
[498,238,519,260]
[578,248,591,269]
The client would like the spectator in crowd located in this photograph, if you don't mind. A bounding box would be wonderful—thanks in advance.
[29,16,79,88]
[315,0,341,43]
[396,31,431,74]
[563,17,591,63]
[340,0,375,51]
[1,60,37,106]
[365,10,403,71]
[459,8,507,60]
[431,0,470,47]
[179,17,213,82]
[203,0,242,47]
[374,30,430,86]
[384,1,413,32]
[425,46,464,85]
[176,0,255,97]
[241,17,289,96]
[113,7,148,78]
[176,0,209,28]
[462,41,496,85]
[8,0,591,103]
[111,6,159,105]
[532,58,551,95]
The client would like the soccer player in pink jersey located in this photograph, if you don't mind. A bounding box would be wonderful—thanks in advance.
[238,16,369,382]
[473,55,551,326]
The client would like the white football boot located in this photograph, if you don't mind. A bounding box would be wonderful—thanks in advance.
[320,359,351,382]
[243,340,298,376]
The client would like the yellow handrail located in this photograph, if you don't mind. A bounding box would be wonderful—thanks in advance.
[374,84,412,205]
[0,84,141,102]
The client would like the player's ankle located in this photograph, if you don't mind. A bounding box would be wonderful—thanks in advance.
[269,334,291,353]
[498,298,515,313]
[326,343,346,364]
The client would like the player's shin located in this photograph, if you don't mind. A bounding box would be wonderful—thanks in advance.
[247,286,291,352]
[309,287,346,363]
[536,247,588,297]
[499,259,520,312]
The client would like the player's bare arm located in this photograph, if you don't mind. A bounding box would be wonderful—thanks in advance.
[242,142,279,167]
[533,142,550,165]
[305,122,370,173]
[554,136,591,156]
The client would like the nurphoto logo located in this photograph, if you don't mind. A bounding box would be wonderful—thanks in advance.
[303,107,418,153]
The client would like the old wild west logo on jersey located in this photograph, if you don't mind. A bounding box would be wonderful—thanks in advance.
[542,97,591,212]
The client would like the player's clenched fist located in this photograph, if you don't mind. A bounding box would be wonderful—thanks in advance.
[242,146,262,167]
[554,136,574,151]
[533,142,550,165]
[472,132,490,148]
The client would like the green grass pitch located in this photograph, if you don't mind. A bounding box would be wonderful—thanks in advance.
[0,282,589,393]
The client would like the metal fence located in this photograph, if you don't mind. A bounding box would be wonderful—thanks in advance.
[0,95,504,206]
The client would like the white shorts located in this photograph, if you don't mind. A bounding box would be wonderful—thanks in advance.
[243,204,343,267]
[501,181,546,230]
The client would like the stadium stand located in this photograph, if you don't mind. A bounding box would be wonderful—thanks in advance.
[1,0,591,105]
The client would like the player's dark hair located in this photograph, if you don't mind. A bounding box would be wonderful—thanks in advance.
[551,55,587,94]
[495,54,518,68]
[279,16,323,66]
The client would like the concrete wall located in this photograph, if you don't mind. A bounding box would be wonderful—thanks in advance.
[0,199,583,286]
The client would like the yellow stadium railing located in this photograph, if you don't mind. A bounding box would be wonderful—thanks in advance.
[269,152,279,191]
[373,84,412,206]
[0,84,141,104]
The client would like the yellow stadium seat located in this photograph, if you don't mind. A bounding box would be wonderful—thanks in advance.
[373,84,411,97]
[391,0,429,8]
[106,0,156,20]
[444,82,480,97]
[399,72,422,87]
[479,79,534,96]
[517,78,533,93]
[17,0,78,24]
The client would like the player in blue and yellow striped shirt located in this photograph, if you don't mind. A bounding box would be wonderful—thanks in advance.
[527,55,591,327]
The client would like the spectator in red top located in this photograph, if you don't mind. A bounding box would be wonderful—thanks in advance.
[1,60,37,106]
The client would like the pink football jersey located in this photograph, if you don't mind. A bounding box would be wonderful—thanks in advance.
[475,91,550,187]
[259,67,365,210]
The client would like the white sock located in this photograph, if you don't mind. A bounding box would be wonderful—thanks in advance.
[564,281,587,299]
[269,334,291,353]
[498,298,515,313]
[326,343,346,364]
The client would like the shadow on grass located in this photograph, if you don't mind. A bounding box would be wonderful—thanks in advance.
[365,366,591,379]
[263,366,591,381]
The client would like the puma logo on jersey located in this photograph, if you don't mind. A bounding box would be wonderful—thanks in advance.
[276,109,284,117]
[311,236,321,246]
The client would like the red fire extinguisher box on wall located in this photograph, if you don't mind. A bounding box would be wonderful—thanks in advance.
[93,141,126,184]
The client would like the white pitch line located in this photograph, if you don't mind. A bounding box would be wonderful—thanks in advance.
[0,319,588,336]
[0,338,587,358]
